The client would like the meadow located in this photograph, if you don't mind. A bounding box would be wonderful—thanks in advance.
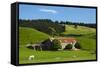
[19,25,96,64]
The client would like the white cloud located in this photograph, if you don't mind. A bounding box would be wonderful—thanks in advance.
[40,9,57,14]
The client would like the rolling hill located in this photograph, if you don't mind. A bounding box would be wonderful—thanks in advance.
[19,25,96,64]
[19,19,65,35]
[19,27,50,46]
[62,25,96,51]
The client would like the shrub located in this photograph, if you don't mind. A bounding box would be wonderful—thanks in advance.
[51,39,61,50]
[64,44,72,50]
[26,45,33,49]
[74,24,78,29]
[74,42,81,49]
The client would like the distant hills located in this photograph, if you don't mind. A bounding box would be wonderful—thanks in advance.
[19,19,96,36]
[19,19,65,35]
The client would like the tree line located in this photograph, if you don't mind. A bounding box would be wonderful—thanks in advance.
[19,19,65,36]
[59,21,96,28]
[19,19,96,36]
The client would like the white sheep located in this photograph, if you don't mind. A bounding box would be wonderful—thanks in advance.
[28,55,35,61]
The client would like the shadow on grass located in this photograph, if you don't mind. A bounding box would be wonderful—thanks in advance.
[60,34,83,37]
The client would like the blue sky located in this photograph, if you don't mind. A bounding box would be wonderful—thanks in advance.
[19,4,96,24]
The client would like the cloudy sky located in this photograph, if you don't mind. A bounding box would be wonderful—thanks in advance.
[19,4,96,23]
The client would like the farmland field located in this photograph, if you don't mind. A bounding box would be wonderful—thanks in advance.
[19,27,50,45]
[62,25,96,51]
[19,48,96,64]
[19,25,96,64]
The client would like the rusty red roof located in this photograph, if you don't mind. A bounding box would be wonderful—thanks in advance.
[58,38,76,43]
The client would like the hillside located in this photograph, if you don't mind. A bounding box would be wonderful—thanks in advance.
[64,25,96,35]
[19,25,96,64]
[19,19,65,35]
[19,27,50,45]
[19,25,96,51]
[62,25,96,51]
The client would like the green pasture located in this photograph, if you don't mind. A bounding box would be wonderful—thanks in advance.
[19,25,96,64]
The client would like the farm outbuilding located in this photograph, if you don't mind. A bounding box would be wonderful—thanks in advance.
[26,37,78,51]
[58,38,77,50]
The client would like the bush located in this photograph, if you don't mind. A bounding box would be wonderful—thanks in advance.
[74,42,81,49]
[26,45,33,49]
[64,44,72,50]
[51,39,61,50]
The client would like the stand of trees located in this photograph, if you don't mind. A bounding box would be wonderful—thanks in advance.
[19,19,96,36]
[19,19,65,36]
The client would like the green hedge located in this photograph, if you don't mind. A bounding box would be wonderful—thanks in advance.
[75,42,81,49]
[64,44,72,50]
[51,39,61,50]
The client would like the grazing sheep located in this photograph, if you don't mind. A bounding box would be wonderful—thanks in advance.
[28,55,35,61]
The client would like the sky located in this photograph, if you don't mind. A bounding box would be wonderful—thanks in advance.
[19,4,96,24]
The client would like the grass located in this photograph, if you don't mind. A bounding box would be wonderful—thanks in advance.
[19,25,96,64]
[63,25,95,35]
[62,25,96,51]
[19,27,50,45]
[19,47,96,64]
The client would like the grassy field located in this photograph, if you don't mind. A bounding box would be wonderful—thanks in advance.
[19,47,96,64]
[19,25,96,64]
[62,25,96,51]
[19,27,50,45]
